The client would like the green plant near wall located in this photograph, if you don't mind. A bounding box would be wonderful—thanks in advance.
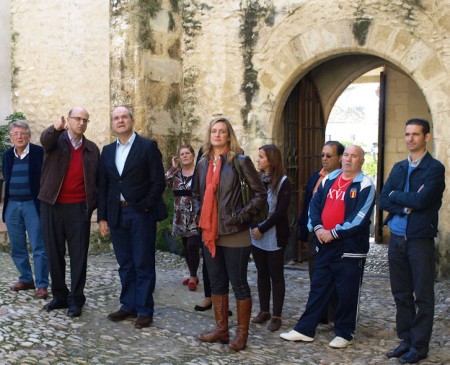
[0,112,27,172]
[155,191,183,255]
[239,1,275,124]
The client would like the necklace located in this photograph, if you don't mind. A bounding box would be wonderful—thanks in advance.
[337,174,353,191]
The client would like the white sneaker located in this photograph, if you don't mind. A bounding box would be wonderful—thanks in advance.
[279,330,314,342]
[329,336,352,348]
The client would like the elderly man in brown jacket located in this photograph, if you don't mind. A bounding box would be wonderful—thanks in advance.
[39,106,100,318]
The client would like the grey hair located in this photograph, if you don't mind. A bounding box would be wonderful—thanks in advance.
[9,120,30,134]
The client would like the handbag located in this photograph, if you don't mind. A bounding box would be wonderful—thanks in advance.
[233,156,269,226]
[155,197,169,221]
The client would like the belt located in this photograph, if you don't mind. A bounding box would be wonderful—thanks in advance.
[120,201,128,207]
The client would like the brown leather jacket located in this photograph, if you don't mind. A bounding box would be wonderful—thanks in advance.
[38,126,100,216]
[193,153,267,235]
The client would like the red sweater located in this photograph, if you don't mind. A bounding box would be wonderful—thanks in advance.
[56,143,86,204]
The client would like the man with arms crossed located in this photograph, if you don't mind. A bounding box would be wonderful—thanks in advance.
[380,119,445,364]
[98,106,165,329]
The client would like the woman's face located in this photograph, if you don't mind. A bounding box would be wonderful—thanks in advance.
[257,148,270,173]
[210,121,230,149]
[179,148,195,167]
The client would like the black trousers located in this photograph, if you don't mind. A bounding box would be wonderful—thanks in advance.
[40,202,90,307]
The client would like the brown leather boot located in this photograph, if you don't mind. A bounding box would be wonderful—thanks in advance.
[197,294,229,344]
[229,298,252,351]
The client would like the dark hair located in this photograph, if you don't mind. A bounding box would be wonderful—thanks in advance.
[259,144,286,190]
[324,140,345,156]
[406,119,430,135]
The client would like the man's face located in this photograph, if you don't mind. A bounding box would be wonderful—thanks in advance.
[405,124,430,154]
[321,145,341,173]
[112,107,134,136]
[10,127,30,150]
[67,109,89,138]
[342,145,364,175]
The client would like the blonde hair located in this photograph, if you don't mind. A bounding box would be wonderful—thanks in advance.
[201,116,243,162]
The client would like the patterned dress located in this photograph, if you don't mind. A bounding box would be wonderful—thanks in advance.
[165,167,199,237]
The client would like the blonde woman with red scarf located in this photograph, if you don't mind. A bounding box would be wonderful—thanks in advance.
[193,116,267,351]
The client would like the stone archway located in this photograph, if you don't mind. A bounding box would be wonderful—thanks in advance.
[252,14,450,276]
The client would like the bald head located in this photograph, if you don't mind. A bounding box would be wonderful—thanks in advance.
[342,145,365,177]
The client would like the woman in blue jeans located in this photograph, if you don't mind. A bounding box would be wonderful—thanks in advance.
[193,116,266,351]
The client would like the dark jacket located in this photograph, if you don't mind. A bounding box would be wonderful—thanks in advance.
[193,153,267,236]
[97,134,166,228]
[258,177,292,247]
[309,169,376,258]
[297,170,320,241]
[2,143,44,222]
[38,126,100,216]
[379,152,445,239]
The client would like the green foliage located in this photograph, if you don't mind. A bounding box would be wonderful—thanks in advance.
[362,154,377,178]
[0,112,27,171]
[155,191,183,255]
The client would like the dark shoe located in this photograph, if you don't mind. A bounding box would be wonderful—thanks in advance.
[198,295,230,344]
[268,317,282,332]
[194,303,212,311]
[35,288,48,300]
[43,299,69,312]
[399,350,427,364]
[67,306,82,318]
[387,343,410,358]
[10,281,35,291]
[135,315,153,329]
[251,311,271,324]
[108,309,138,322]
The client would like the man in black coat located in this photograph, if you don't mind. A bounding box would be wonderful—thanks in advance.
[98,106,165,329]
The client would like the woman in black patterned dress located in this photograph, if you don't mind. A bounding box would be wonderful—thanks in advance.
[165,144,201,291]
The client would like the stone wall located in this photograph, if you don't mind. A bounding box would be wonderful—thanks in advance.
[10,0,111,147]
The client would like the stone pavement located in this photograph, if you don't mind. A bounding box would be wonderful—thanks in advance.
[0,244,449,365]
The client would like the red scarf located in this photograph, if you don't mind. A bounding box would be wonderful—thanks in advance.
[199,155,222,257]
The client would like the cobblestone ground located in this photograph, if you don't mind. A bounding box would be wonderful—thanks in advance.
[0,243,449,365]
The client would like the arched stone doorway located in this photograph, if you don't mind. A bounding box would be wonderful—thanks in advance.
[276,55,433,263]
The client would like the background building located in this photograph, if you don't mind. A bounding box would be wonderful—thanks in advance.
[1,0,449,276]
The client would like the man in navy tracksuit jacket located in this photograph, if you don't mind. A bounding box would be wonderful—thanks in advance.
[380,119,445,364]
[280,145,375,348]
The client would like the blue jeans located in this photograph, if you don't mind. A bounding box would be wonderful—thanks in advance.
[5,200,48,288]
[110,205,157,316]
[204,245,251,300]
[388,234,435,356]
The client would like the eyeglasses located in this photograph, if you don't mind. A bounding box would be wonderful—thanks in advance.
[321,153,336,158]
[69,116,90,124]
[10,132,30,138]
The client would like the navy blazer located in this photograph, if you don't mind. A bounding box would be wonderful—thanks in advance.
[97,133,166,228]
[2,143,44,222]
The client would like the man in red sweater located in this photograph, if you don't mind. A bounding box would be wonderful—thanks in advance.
[39,107,100,318]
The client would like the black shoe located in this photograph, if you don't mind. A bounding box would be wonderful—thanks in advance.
[107,309,138,322]
[399,350,427,364]
[387,343,410,358]
[67,306,82,318]
[43,299,69,312]
[194,303,212,311]
[134,315,153,329]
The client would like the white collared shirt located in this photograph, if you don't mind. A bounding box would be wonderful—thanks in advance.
[408,150,427,168]
[14,143,30,159]
[115,132,136,176]
[67,130,83,150]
